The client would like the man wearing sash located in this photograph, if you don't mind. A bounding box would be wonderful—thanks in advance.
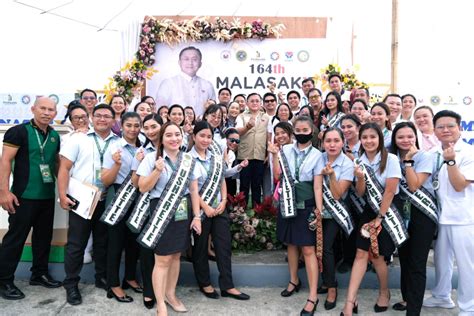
[0,97,62,300]
[389,122,438,315]
[315,127,354,311]
[58,104,119,305]
[423,110,474,316]
[341,123,405,316]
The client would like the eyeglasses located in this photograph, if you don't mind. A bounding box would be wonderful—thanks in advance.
[309,95,321,100]
[435,123,458,131]
[228,138,240,144]
[82,96,96,101]
[264,99,276,103]
[70,115,88,122]
[93,114,114,120]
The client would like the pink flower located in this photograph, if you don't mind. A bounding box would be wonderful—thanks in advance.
[143,25,151,33]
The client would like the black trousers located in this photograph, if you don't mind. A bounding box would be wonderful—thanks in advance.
[225,178,237,197]
[321,219,340,288]
[342,207,361,265]
[106,210,140,288]
[63,200,107,289]
[192,213,234,290]
[238,159,264,206]
[398,206,437,316]
[140,246,155,299]
[0,198,55,284]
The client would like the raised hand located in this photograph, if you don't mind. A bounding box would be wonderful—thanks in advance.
[443,142,456,161]
[405,145,419,160]
[135,148,145,162]
[321,162,335,176]
[267,141,280,155]
[155,156,165,172]
[112,149,122,165]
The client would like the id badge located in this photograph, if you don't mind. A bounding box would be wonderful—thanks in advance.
[211,198,219,208]
[94,168,104,191]
[174,199,188,222]
[39,164,54,183]
[296,200,305,209]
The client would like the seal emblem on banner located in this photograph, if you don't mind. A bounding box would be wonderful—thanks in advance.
[430,96,440,106]
[236,50,247,62]
[297,50,310,62]
[21,95,31,104]
[270,52,280,61]
[220,50,231,61]
[48,94,59,105]
[463,96,472,105]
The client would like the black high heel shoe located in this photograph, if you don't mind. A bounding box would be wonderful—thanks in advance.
[300,298,319,315]
[340,299,358,316]
[107,288,133,303]
[374,291,390,313]
[143,297,155,309]
[324,288,338,310]
[281,280,301,297]
[122,279,143,294]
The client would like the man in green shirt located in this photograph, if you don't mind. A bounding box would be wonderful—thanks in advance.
[0,96,62,300]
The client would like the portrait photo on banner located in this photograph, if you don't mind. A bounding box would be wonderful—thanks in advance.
[146,38,332,116]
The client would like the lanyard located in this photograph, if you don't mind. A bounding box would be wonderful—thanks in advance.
[198,158,210,176]
[383,128,389,138]
[34,128,49,163]
[294,147,312,182]
[432,152,444,184]
[165,157,178,172]
[124,145,137,158]
[93,134,111,166]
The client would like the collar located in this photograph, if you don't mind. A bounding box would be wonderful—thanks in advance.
[179,72,196,82]
[435,137,464,154]
[323,151,346,167]
[292,142,312,154]
[363,151,382,165]
[119,137,136,148]
[144,142,155,151]
[30,119,52,135]
[189,146,211,161]
[87,129,116,141]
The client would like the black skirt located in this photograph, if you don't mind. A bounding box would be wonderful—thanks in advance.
[356,205,396,257]
[277,207,316,246]
[148,197,192,256]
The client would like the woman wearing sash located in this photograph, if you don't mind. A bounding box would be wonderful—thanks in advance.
[168,104,192,151]
[389,122,437,315]
[270,116,323,316]
[190,121,250,300]
[337,114,362,274]
[341,123,403,316]
[319,91,345,133]
[101,112,142,303]
[413,106,440,151]
[136,121,201,315]
[315,127,354,310]
[370,102,392,148]
[130,113,162,309]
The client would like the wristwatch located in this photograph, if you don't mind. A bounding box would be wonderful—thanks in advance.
[403,159,414,167]
[445,159,456,166]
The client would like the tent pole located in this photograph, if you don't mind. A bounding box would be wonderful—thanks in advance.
[391,0,399,93]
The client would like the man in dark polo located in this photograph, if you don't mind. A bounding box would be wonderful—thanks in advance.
[0,96,62,300]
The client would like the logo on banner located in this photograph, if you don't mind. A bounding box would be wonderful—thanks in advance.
[285,51,294,60]
[463,96,472,105]
[236,50,247,62]
[220,50,231,61]
[443,96,458,106]
[251,51,265,61]
[270,52,280,61]
[49,94,59,105]
[297,50,310,62]
[430,96,440,106]
[21,95,31,104]
[3,94,16,105]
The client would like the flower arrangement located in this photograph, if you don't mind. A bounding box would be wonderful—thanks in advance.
[313,63,369,94]
[105,16,285,103]
[228,192,281,252]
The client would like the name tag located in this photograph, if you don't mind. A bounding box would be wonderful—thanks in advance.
[174,199,188,222]
[39,164,54,183]
[94,168,104,191]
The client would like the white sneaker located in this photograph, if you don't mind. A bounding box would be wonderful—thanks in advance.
[423,295,456,309]
[83,252,92,264]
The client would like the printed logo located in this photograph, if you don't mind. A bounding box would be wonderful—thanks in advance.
[236,50,247,62]
[21,95,31,104]
[297,50,310,62]
[270,52,280,61]
[49,94,59,105]
[463,96,472,105]
[220,50,231,61]
[430,96,440,106]
[50,137,56,143]
[285,51,293,59]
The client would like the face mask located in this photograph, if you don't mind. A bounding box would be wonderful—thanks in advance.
[294,132,313,144]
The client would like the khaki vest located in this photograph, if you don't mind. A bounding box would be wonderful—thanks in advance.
[237,112,269,161]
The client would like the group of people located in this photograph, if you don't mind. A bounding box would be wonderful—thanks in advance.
[0,79,472,316]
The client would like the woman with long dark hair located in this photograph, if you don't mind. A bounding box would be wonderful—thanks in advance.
[370,102,392,148]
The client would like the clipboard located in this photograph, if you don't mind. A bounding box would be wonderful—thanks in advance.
[66,177,101,220]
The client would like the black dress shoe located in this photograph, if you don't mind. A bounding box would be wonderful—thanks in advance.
[374,291,390,313]
[143,298,156,309]
[107,289,133,303]
[300,298,319,315]
[0,283,25,300]
[200,287,220,299]
[281,280,301,297]
[30,274,62,288]
[392,302,407,311]
[122,279,143,293]
[324,288,337,310]
[66,286,82,305]
[221,290,250,300]
[95,277,107,290]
